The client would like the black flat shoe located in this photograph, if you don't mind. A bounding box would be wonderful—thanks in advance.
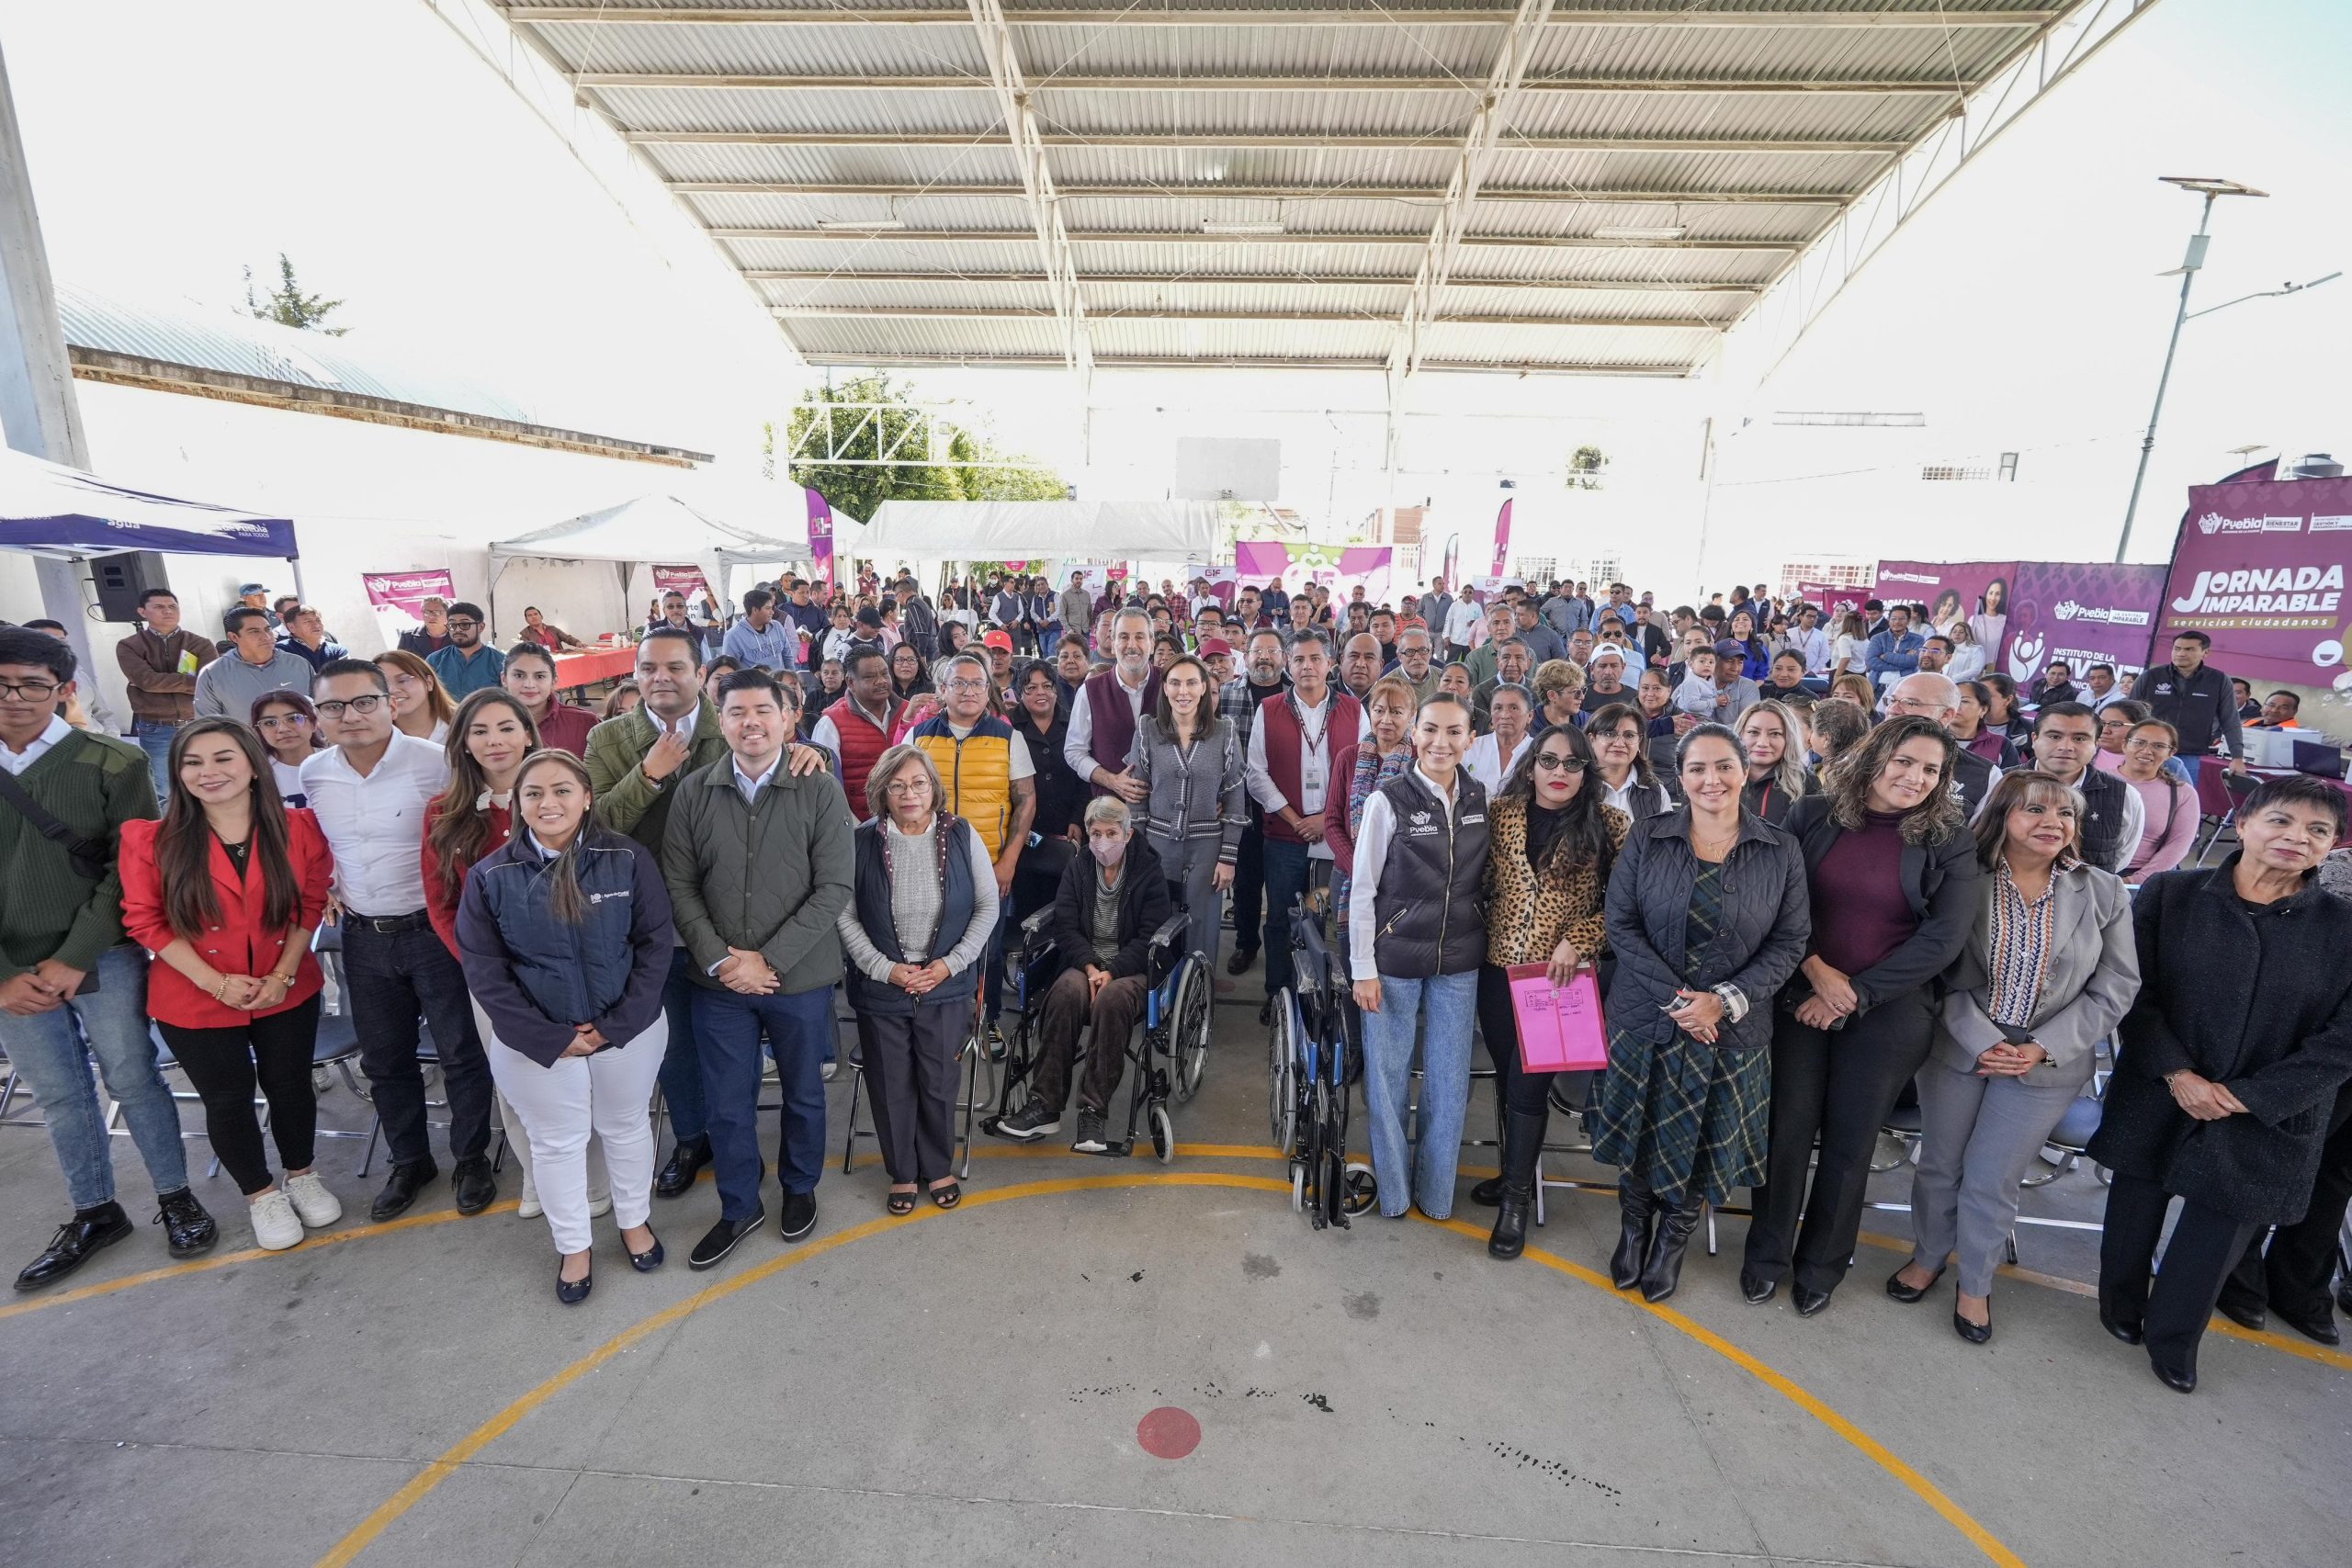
[688,1210,765,1271]
[154,1189,218,1258]
[654,1138,710,1199]
[627,1234,664,1272]
[556,1262,593,1306]
[2150,1359,2196,1394]
[1226,948,1256,977]
[369,1159,438,1222]
[2099,1310,2144,1346]
[2214,1296,2267,1332]
[451,1156,498,1216]
[2274,1304,2341,1347]
[1739,1269,1777,1304]
[779,1190,819,1242]
[1470,1176,1504,1207]
[1792,1284,1833,1318]
[1886,1267,1944,1304]
[13,1204,133,1291]
[1952,1291,1992,1345]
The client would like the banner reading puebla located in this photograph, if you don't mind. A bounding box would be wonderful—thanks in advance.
[1871,559,2019,655]
[2158,472,2352,688]
[2003,562,2168,687]
[1234,540,1394,603]
[362,568,455,637]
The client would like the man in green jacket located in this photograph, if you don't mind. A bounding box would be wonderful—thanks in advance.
[0,627,217,1289]
[660,669,854,1270]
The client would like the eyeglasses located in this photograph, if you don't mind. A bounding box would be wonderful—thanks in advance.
[944,677,989,694]
[2122,737,2176,753]
[0,679,61,703]
[255,714,312,730]
[1532,754,1588,773]
[445,619,481,632]
[884,778,930,795]
[315,694,385,719]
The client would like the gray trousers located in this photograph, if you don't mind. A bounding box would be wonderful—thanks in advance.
[857,1001,968,1184]
[1908,1055,2083,1296]
[1150,830,1226,974]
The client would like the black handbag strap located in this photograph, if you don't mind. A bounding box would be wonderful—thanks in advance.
[0,743,113,880]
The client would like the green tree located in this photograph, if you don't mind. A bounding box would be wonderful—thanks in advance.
[785,372,1064,525]
[243,254,347,335]
[1568,444,1607,491]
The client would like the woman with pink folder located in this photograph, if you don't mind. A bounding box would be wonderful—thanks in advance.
[1473,721,1633,1260]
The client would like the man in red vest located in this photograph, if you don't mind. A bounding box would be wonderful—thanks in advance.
[1065,607,1162,802]
[809,646,902,821]
[1244,627,1361,1022]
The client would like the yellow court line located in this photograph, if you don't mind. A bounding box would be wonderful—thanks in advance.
[313,1171,2030,1568]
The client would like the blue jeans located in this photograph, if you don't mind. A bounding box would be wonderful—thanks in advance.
[694,983,832,1221]
[657,946,708,1146]
[1261,839,1312,999]
[131,717,182,798]
[0,946,187,1209]
[1360,970,1478,1220]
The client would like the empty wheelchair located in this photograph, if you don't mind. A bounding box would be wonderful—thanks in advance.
[1268,899,1376,1228]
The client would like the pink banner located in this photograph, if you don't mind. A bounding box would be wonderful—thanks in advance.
[1489,498,1513,579]
[1795,581,1865,622]
[651,564,712,603]
[2002,562,2168,687]
[2159,468,2352,688]
[363,569,454,637]
[1234,541,1394,603]
[806,487,836,593]
[1873,559,2018,660]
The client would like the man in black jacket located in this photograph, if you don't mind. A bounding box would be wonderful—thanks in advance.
[2132,629,2245,771]
[992,796,1173,1154]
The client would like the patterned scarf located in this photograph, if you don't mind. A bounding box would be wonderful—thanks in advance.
[1331,741,1413,926]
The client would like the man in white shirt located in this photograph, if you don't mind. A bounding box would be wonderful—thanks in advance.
[1794,604,1834,678]
[301,658,497,1222]
[1066,608,1159,803]
[2083,662,2128,713]
[1442,590,1485,661]
[1244,629,1361,1021]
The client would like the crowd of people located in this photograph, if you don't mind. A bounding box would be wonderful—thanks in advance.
[3,567,2348,1397]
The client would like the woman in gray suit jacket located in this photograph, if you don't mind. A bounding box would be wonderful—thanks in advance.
[1889,769,2138,1344]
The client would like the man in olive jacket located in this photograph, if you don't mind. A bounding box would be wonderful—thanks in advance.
[661,670,855,1271]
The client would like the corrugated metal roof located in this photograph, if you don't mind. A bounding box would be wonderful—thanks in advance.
[496,0,2108,374]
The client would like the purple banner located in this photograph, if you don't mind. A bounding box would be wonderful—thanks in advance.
[2002,562,2168,686]
[1872,559,2019,653]
[1489,498,1512,579]
[2158,471,2352,688]
[806,486,836,592]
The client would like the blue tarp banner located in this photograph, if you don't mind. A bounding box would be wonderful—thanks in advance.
[0,449,298,558]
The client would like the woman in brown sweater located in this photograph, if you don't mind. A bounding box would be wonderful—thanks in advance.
[1474,720,1632,1259]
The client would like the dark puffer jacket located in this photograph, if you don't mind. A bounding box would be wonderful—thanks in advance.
[456,827,675,1067]
[1603,809,1810,1054]
[1046,837,1174,983]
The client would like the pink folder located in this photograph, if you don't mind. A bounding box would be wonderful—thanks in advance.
[1507,964,1610,1072]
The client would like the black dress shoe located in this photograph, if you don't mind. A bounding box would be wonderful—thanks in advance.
[1739,1269,1777,1304]
[451,1156,498,1215]
[556,1262,593,1306]
[14,1203,133,1291]
[627,1233,665,1273]
[369,1159,438,1222]
[2099,1309,2144,1346]
[1885,1266,1944,1304]
[688,1210,765,1271]
[779,1190,819,1242]
[1258,999,1274,1027]
[154,1188,218,1258]
[2273,1304,2340,1347]
[2214,1295,2267,1332]
[2149,1358,2197,1394]
[1226,947,1256,977]
[654,1137,711,1199]
[1792,1283,1833,1317]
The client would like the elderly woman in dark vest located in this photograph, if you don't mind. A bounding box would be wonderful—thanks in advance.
[1593,724,1809,1303]
[1066,606,1163,804]
[836,744,1001,1214]
[1742,715,1979,1316]
[2090,773,2352,1392]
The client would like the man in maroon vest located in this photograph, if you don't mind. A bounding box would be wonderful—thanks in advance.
[809,645,901,821]
[1064,607,1162,803]
[1244,627,1361,1021]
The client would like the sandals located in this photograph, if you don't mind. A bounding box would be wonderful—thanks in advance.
[887,1189,918,1216]
[929,1181,962,1211]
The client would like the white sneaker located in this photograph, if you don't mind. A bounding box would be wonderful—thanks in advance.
[587,1192,613,1218]
[251,1190,304,1251]
[517,1168,541,1220]
[283,1171,343,1229]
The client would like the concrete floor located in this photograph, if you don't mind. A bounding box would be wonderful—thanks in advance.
[1,970,2347,1568]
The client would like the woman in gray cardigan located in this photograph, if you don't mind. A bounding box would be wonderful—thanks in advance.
[1126,654,1246,970]
[1889,769,2137,1344]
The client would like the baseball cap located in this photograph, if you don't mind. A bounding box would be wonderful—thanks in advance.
[1588,645,1627,666]
[1198,637,1234,658]
[983,628,1014,651]
[1712,638,1745,661]
[238,581,266,596]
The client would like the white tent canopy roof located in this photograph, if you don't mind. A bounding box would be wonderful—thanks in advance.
[492,491,813,570]
[862,499,1217,561]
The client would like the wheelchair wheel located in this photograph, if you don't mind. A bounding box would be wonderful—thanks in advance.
[1170,958,1211,1104]
[1342,1163,1378,1215]
[1148,1101,1175,1164]
[1267,1000,1297,1154]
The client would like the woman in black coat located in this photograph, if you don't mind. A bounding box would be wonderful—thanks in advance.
[1592,725,1810,1303]
[1741,716,1980,1315]
[2089,774,2352,1392]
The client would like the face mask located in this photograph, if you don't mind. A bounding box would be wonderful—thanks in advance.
[1090,835,1128,868]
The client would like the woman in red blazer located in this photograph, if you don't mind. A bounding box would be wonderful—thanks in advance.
[119,717,337,1252]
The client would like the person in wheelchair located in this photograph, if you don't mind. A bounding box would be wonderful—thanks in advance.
[993,796,1174,1153]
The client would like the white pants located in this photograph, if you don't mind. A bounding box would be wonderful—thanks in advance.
[473,999,607,1204]
[487,1018,668,1255]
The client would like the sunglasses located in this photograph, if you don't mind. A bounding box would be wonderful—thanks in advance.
[1531,753,1588,773]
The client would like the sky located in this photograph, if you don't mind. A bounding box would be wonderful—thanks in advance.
[3,0,2346,576]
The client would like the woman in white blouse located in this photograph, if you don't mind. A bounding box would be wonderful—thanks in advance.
[1944,620,1989,682]
[1464,682,1534,793]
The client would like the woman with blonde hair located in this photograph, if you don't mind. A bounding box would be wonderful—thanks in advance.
[1736,699,1814,828]
[1828,672,1875,709]
[1531,659,1587,732]
[373,649,454,744]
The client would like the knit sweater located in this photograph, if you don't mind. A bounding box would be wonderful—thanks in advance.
[0,728,159,978]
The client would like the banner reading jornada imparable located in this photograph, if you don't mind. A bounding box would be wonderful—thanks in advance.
[2157,473,2352,689]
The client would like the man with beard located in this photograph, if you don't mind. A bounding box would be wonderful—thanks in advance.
[1067,608,1163,807]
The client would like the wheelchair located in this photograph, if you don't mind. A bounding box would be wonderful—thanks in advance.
[1267,886,1376,1228]
[981,906,1210,1162]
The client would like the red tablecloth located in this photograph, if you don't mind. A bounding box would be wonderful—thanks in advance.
[552,646,638,690]
[2194,755,2352,818]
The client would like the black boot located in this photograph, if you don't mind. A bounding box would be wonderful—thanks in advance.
[1610,1179,1657,1290]
[1487,1110,1547,1260]
[1638,1191,1705,1303]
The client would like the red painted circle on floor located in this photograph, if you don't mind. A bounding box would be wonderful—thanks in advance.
[1136,1405,1202,1460]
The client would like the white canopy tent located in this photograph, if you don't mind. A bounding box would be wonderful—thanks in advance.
[861,500,1218,565]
